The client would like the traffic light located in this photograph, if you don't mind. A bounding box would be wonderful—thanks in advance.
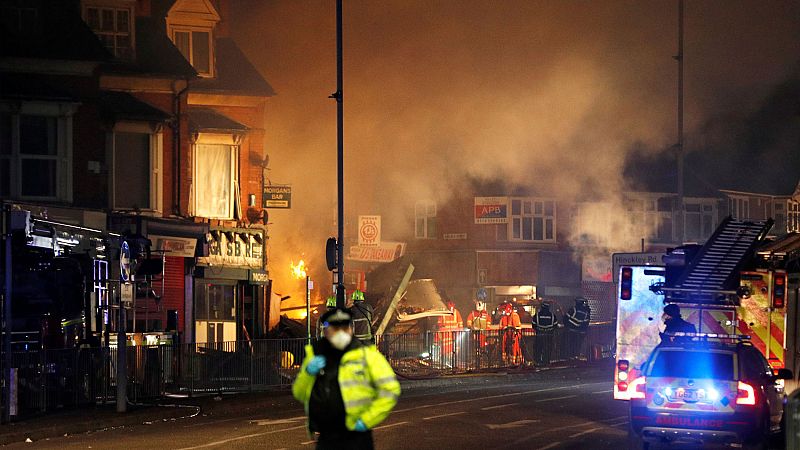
[772,271,787,309]
[620,267,633,300]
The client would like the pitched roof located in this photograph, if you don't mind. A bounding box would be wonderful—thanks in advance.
[97,91,171,122]
[0,73,78,102]
[190,38,275,97]
[188,107,248,133]
[101,17,197,78]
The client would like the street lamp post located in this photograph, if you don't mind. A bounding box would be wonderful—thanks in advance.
[333,0,345,309]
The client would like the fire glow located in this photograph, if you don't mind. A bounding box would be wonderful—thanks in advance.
[290,260,307,279]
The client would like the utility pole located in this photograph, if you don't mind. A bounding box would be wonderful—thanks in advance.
[675,0,685,240]
[333,0,345,308]
[2,207,12,423]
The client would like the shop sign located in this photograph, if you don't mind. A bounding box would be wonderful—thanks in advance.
[148,234,197,258]
[474,197,508,224]
[358,215,381,247]
[348,241,405,263]
[263,185,291,209]
[249,270,269,285]
[199,229,265,268]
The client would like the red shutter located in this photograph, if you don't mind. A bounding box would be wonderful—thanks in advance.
[162,256,185,332]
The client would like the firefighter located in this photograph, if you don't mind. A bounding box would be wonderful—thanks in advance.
[350,290,374,345]
[466,299,490,354]
[660,303,696,344]
[293,308,400,449]
[499,303,522,365]
[435,301,463,364]
[533,300,557,366]
[565,297,591,360]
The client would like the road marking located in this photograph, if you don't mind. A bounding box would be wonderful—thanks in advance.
[538,442,561,450]
[393,382,606,414]
[481,403,518,411]
[250,416,305,426]
[175,424,307,449]
[300,440,316,446]
[591,389,612,394]
[422,411,466,421]
[535,395,577,402]
[183,417,243,428]
[569,427,601,438]
[498,415,628,449]
[374,421,409,431]
[486,419,540,429]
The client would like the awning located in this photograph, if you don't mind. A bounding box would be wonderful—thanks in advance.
[188,108,248,133]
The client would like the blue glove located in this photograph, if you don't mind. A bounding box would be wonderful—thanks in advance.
[354,419,368,432]
[306,355,326,375]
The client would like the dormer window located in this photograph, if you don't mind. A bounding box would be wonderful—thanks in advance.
[165,0,220,77]
[84,5,133,59]
[171,28,212,76]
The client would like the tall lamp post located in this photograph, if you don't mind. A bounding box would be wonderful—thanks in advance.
[330,0,345,309]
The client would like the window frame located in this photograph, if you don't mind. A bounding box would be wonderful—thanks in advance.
[82,3,134,60]
[169,25,214,77]
[191,134,239,220]
[108,122,163,213]
[414,200,437,239]
[507,197,556,243]
[0,103,74,202]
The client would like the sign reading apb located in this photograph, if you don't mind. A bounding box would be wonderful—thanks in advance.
[263,185,291,209]
[474,197,508,224]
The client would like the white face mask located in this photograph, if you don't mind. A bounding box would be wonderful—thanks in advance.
[329,330,352,350]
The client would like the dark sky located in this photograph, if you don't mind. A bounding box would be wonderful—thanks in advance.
[231,1,800,300]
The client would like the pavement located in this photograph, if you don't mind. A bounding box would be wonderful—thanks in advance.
[0,361,600,447]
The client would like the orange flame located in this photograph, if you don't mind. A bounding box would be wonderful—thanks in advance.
[290,260,308,279]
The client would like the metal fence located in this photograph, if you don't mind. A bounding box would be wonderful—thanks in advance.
[3,323,614,419]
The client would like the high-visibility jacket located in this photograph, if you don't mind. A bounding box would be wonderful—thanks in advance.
[292,343,401,432]
[566,304,590,331]
[351,302,374,342]
[466,310,490,330]
[500,312,521,329]
[534,309,556,332]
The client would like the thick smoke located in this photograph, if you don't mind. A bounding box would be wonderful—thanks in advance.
[232,0,800,311]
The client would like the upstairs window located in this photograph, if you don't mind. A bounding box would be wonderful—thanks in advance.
[0,6,38,36]
[84,6,133,59]
[415,201,437,239]
[171,28,212,76]
[509,198,555,242]
[192,137,238,219]
[110,123,162,212]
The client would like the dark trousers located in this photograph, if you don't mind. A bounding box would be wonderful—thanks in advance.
[566,329,587,359]
[317,430,374,450]
[534,330,554,366]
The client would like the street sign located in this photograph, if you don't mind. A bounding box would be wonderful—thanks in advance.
[121,283,134,306]
[120,240,131,282]
[263,185,292,209]
[611,252,664,283]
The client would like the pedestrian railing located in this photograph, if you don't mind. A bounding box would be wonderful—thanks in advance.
[1,323,614,420]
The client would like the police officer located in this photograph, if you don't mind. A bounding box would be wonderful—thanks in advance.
[350,290,374,345]
[293,308,401,449]
[533,301,557,366]
[565,297,591,360]
[660,303,697,343]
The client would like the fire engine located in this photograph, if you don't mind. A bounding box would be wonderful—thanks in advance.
[614,217,800,400]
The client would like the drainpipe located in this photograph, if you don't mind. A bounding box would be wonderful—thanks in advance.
[172,79,190,217]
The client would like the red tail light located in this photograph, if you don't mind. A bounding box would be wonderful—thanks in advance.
[736,381,756,405]
[629,377,646,399]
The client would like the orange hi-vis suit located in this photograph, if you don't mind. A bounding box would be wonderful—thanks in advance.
[436,306,463,355]
[466,309,490,348]
[500,309,522,364]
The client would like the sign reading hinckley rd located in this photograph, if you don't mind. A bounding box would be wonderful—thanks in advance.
[611,252,664,283]
[263,185,291,209]
[474,197,508,224]
[358,215,381,247]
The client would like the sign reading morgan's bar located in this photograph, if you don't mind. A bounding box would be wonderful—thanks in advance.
[263,185,292,209]
[348,242,406,263]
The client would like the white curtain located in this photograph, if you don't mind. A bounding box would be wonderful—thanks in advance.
[194,144,232,219]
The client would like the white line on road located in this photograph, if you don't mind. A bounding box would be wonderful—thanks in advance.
[481,403,518,410]
[175,424,307,449]
[422,411,467,421]
[569,427,602,438]
[498,415,628,449]
[300,440,316,446]
[392,381,606,414]
[534,395,577,402]
[374,421,409,431]
[591,389,612,394]
[538,442,562,450]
